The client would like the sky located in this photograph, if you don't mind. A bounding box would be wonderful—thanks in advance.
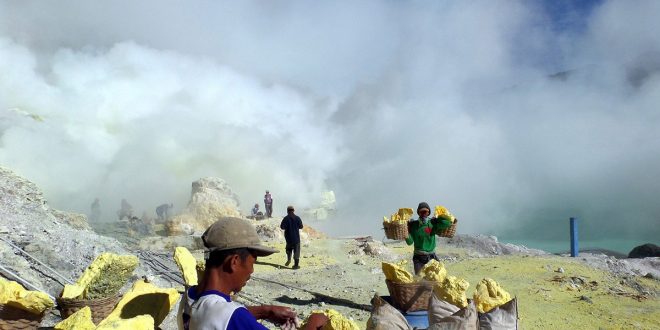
[1,1,659,248]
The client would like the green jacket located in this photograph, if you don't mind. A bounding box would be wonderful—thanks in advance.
[405,215,453,253]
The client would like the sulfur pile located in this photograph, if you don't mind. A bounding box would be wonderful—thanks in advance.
[433,205,456,222]
[433,275,470,308]
[0,277,54,315]
[473,278,512,313]
[61,252,139,300]
[306,309,360,330]
[382,261,414,284]
[419,259,447,282]
[383,208,413,224]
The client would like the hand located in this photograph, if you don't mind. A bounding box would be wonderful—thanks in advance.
[303,313,329,330]
[268,306,297,325]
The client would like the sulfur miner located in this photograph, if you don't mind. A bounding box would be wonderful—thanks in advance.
[405,202,453,274]
[434,275,470,308]
[473,278,512,313]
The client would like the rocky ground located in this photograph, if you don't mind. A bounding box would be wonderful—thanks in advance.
[1,166,658,329]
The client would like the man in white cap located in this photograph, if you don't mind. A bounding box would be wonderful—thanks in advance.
[189,217,327,330]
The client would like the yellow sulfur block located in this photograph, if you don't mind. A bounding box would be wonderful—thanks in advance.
[174,246,198,286]
[382,261,414,284]
[0,277,54,314]
[196,259,205,282]
[473,278,512,313]
[434,206,455,222]
[397,208,413,221]
[62,253,139,300]
[419,259,447,283]
[96,315,154,330]
[97,279,180,327]
[434,275,470,308]
[54,306,95,330]
[309,309,360,330]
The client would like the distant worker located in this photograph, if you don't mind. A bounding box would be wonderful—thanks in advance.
[189,217,328,329]
[406,202,453,274]
[280,206,303,269]
[156,203,174,222]
[117,198,133,220]
[264,190,273,218]
[90,198,101,222]
[251,203,260,217]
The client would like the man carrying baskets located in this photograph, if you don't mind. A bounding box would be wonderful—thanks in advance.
[405,202,453,274]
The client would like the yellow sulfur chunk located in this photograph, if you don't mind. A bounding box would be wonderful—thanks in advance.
[96,315,154,330]
[308,309,360,330]
[97,279,180,327]
[174,246,198,286]
[61,253,139,299]
[419,259,447,283]
[196,259,206,282]
[473,278,512,313]
[434,275,470,308]
[0,277,54,314]
[397,208,413,221]
[434,206,455,222]
[382,261,414,284]
[54,306,95,330]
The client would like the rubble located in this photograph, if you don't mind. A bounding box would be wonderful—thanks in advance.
[166,177,241,235]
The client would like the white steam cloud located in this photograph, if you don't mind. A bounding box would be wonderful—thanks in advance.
[1,1,659,245]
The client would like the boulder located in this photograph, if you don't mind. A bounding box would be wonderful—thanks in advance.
[52,210,91,230]
[166,177,241,235]
[628,243,660,258]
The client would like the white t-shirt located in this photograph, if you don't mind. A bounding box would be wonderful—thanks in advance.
[189,292,245,330]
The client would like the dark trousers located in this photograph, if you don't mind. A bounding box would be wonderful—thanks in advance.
[413,253,439,274]
[286,242,301,261]
[265,203,273,217]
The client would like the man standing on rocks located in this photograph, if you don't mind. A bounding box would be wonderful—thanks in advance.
[406,202,453,274]
[280,205,303,269]
[264,190,273,218]
[189,217,327,329]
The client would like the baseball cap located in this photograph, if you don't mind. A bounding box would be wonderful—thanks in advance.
[202,217,278,257]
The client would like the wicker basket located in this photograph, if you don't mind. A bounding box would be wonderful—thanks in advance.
[385,279,434,312]
[437,219,458,238]
[0,304,46,330]
[383,222,408,240]
[56,294,120,324]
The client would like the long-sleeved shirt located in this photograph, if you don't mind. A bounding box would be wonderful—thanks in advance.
[405,215,453,253]
[280,214,303,244]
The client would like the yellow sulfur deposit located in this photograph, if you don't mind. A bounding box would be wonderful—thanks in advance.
[97,279,179,327]
[54,306,95,330]
[196,259,205,282]
[174,246,198,286]
[0,277,54,314]
[419,259,447,283]
[61,253,139,299]
[434,275,470,308]
[473,278,512,313]
[384,208,413,224]
[96,315,154,330]
[308,309,360,330]
[382,261,414,284]
[434,205,455,222]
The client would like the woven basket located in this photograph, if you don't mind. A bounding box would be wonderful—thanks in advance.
[56,294,120,324]
[0,304,46,330]
[437,219,458,238]
[385,279,433,312]
[383,222,408,240]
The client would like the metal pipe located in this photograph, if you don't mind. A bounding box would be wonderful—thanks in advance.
[570,217,578,257]
[0,236,74,285]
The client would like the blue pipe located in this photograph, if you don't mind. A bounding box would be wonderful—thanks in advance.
[570,217,578,257]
